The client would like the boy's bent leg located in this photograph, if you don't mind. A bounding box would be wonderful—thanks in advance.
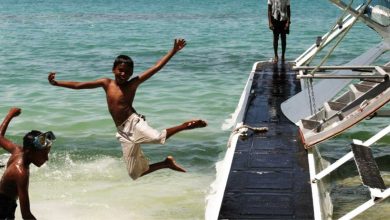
[118,140,150,180]
[141,156,186,177]
[165,119,207,139]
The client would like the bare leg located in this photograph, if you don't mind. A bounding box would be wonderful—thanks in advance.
[165,119,207,140]
[273,32,279,63]
[141,156,186,177]
[139,120,206,178]
[281,32,287,62]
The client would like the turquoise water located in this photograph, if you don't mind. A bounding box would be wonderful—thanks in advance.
[0,0,388,219]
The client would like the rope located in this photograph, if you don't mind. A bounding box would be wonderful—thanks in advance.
[232,125,269,133]
[307,78,319,120]
[227,124,268,147]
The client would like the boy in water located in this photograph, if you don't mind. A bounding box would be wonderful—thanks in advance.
[0,107,56,219]
[48,38,207,180]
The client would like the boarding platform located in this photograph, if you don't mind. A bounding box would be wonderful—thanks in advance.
[218,62,314,219]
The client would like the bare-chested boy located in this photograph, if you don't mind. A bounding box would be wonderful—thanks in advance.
[48,38,207,180]
[0,107,56,219]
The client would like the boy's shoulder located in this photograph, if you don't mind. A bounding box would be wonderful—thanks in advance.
[8,149,23,163]
[96,77,114,86]
[100,77,113,82]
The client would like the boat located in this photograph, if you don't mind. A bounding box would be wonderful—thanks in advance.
[298,63,390,149]
[206,0,389,219]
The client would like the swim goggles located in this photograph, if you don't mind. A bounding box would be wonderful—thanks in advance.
[33,131,56,149]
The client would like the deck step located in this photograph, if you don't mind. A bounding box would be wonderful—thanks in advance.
[300,119,321,130]
[323,101,347,118]
[351,141,386,190]
[359,80,380,87]
[361,78,385,83]
[337,89,356,104]
[354,83,375,92]
[348,84,364,99]
[327,101,348,111]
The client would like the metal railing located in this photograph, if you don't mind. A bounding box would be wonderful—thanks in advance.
[308,125,390,219]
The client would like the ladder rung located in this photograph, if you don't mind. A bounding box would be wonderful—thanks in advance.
[354,83,374,92]
[300,119,321,130]
[327,101,347,111]
[336,90,356,103]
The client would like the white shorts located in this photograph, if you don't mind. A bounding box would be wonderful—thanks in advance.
[116,113,167,180]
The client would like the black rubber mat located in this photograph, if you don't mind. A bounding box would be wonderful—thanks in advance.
[219,62,314,219]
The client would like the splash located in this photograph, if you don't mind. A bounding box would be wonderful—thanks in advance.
[221,113,235,131]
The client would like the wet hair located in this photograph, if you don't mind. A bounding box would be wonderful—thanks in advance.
[23,130,42,149]
[113,55,134,70]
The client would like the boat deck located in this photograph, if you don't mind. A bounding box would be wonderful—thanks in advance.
[219,62,314,219]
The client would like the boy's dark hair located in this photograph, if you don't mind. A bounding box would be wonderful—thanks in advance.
[23,130,42,149]
[113,55,134,70]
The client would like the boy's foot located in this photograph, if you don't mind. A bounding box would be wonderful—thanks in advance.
[184,119,207,129]
[165,156,186,172]
[281,56,285,63]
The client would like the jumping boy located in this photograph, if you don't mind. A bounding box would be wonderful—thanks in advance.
[48,38,207,180]
[0,107,56,219]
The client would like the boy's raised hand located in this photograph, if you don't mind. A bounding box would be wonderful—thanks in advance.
[48,72,58,85]
[173,38,186,52]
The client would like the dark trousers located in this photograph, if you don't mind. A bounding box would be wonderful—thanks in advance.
[271,18,288,59]
[0,194,17,220]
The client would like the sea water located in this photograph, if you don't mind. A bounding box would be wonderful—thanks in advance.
[0,0,388,219]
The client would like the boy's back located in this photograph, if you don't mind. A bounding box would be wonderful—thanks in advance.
[0,152,25,200]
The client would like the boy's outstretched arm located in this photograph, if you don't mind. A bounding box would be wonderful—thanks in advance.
[48,72,109,89]
[137,38,186,84]
[0,108,21,153]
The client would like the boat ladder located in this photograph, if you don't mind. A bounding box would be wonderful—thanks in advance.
[308,125,390,220]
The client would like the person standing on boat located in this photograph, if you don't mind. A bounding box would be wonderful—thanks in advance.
[268,0,291,63]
